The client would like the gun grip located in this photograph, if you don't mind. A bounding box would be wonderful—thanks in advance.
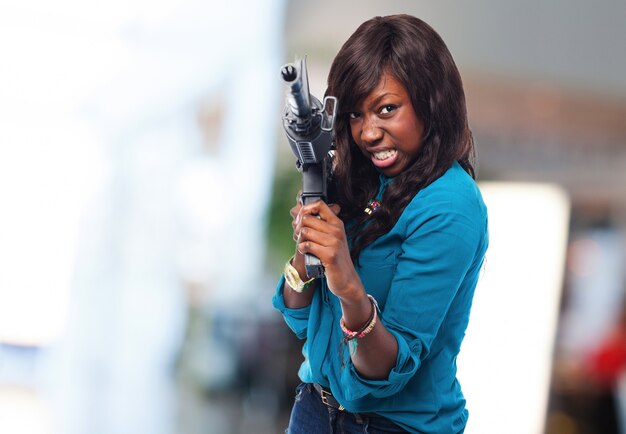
[305,252,325,279]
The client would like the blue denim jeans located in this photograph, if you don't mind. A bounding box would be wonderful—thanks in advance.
[286,383,408,434]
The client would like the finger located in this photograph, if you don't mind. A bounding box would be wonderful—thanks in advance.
[328,203,341,216]
[296,212,345,245]
[296,213,344,238]
[297,240,340,264]
[290,201,304,240]
[290,203,302,220]
[299,200,341,223]
[297,225,342,250]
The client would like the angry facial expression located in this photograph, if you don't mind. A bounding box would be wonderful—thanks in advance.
[348,72,425,177]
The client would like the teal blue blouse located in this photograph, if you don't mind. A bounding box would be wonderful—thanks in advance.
[273,162,489,433]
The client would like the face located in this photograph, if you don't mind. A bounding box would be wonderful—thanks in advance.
[348,72,424,177]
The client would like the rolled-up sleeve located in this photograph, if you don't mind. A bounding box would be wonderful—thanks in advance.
[341,327,420,399]
[272,275,311,340]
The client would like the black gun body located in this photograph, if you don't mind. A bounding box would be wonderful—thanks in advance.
[281,58,337,279]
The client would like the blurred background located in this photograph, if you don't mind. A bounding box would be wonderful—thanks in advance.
[1,0,625,433]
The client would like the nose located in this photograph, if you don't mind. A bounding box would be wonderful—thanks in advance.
[360,116,383,144]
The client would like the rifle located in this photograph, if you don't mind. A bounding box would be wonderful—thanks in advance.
[281,57,337,279]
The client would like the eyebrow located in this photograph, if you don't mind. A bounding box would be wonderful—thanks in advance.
[366,92,400,109]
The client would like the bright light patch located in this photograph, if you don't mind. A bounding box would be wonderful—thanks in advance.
[458,182,570,434]
[0,386,53,434]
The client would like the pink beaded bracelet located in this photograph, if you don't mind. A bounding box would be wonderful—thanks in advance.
[339,294,378,340]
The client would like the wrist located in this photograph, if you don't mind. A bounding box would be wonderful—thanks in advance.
[284,255,317,293]
[337,276,367,307]
[339,287,371,330]
[340,295,378,339]
[291,251,308,280]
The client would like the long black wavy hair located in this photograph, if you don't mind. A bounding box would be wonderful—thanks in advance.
[325,14,476,262]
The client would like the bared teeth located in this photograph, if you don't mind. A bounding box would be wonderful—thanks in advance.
[373,149,397,160]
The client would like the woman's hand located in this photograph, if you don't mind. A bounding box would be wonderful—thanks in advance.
[282,192,317,308]
[289,195,303,243]
[295,200,364,303]
[287,193,308,279]
[295,200,398,380]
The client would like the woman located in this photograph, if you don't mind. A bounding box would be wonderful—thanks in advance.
[273,14,489,434]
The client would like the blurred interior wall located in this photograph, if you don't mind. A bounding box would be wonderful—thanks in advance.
[0,1,286,433]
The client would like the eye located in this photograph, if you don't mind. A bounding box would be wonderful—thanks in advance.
[347,112,361,120]
[379,105,397,115]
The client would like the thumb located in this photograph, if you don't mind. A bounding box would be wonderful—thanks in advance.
[328,203,341,216]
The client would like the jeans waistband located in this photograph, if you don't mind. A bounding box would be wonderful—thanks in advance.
[311,383,380,418]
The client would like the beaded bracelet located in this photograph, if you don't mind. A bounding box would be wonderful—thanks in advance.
[339,295,379,355]
[340,297,377,339]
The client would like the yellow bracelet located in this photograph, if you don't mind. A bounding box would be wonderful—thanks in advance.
[284,257,316,293]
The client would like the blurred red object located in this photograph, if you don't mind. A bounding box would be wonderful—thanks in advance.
[587,313,626,387]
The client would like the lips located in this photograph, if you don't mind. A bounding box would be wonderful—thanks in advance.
[370,149,398,168]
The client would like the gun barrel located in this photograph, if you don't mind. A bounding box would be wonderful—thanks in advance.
[281,60,311,119]
[280,64,298,82]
